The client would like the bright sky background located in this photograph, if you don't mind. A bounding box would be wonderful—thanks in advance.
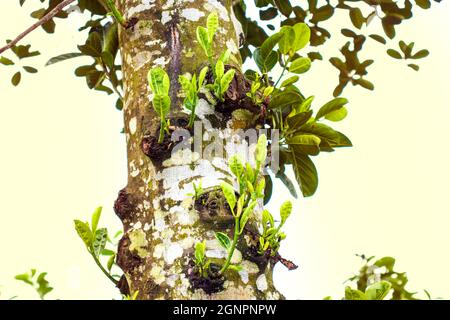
[0,1,449,300]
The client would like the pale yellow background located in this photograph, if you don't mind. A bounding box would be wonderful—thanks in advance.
[0,1,449,299]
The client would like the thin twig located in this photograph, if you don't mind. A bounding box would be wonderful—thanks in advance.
[0,0,76,55]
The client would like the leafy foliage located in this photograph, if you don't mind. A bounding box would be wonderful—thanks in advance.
[179,66,209,127]
[344,281,392,300]
[14,269,53,299]
[193,240,211,277]
[195,135,270,275]
[347,254,420,300]
[0,41,40,86]
[148,67,171,143]
[258,200,292,256]
[233,0,439,96]
[245,22,352,197]
[74,207,121,285]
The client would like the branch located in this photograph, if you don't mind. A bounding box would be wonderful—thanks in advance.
[0,0,76,55]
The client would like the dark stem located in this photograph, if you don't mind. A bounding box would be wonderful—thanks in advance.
[0,0,76,55]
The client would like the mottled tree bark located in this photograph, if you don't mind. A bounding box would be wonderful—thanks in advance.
[115,0,282,300]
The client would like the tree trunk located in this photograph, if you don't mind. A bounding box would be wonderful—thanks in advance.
[115,0,282,300]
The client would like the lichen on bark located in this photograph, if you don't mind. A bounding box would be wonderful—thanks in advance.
[116,0,283,300]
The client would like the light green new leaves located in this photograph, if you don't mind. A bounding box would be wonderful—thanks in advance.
[345,281,392,300]
[345,287,367,300]
[220,182,236,214]
[280,201,292,226]
[91,206,102,234]
[148,67,170,96]
[292,23,311,52]
[365,281,392,300]
[152,94,171,119]
[74,208,118,285]
[195,240,206,265]
[239,200,257,234]
[15,269,53,300]
[207,12,219,41]
[255,134,268,165]
[74,220,93,248]
[93,228,108,258]
[197,12,219,59]
[229,155,244,178]
[197,27,211,57]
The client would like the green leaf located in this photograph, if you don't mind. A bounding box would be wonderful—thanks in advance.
[11,71,21,86]
[220,69,236,94]
[196,26,211,57]
[215,232,231,250]
[280,201,292,225]
[148,67,170,95]
[195,240,206,264]
[36,272,53,300]
[107,253,116,272]
[374,256,395,272]
[387,49,403,59]
[0,56,14,65]
[260,32,284,60]
[345,287,367,300]
[216,59,224,80]
[287,110,313,129]
[45,52,84,66]
[292,151,318,197]
[408,63,420,71]
[316,97,348,120]
[23,66,37,74]
[292,23,311,52]
[274,0,293,17]
[288,134,321,156]
[152,94,171,118]
[74,220,93,248]
[349,8,365,29]
[255,134,268,165]
[229,155,244,178]
[101,51,114,70]
[269,91,302,109]
[369,34,386,44]
[280,76,299,87]
[298,123,352,149]
[206,12,219,42]
[220,182,236,213]
[254,48,278,73]
[412,49,429,59]
[289,57,311,74]
[325,107,347,122]
[365,281,392,300]
[91,206,102,234]
[198,66,208,87]
[278,26,296,55]
[14,272,33,285]
[93,228,108,258]
[239,201,256,234]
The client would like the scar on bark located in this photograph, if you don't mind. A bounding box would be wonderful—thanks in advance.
[194,187,235,227]
[186,260,225,294]
[114,188,134,221]
[117,275,130,295]
[140,116,190,163]
[116,235,143,274]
